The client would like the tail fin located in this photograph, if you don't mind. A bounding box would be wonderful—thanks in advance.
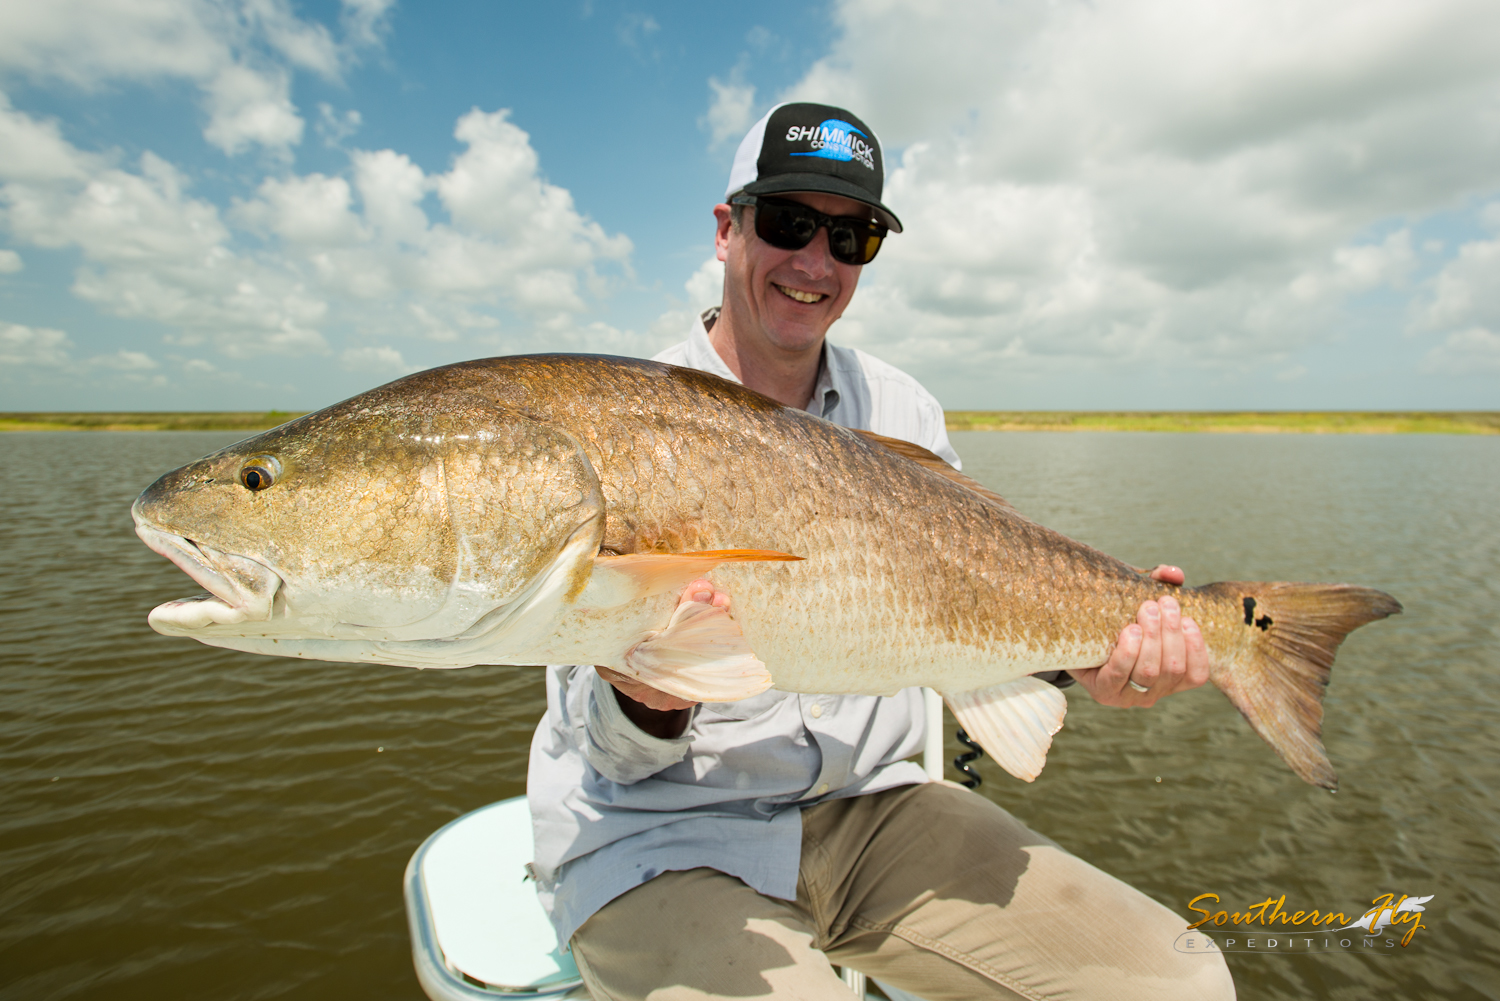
[1199,582,1401,789]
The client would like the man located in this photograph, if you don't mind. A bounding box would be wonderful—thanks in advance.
[529,103,1235,1000]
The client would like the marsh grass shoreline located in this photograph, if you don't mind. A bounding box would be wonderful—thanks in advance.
[2,410,1497,434]
[945,411,1500,434]
[0,412,306,432]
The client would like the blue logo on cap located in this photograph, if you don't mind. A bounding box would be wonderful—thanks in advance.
[785,119,876,170]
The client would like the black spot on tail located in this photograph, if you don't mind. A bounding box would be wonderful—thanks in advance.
[1201,580,1402,788]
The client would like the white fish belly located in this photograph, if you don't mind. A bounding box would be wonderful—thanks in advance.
[674,564,1110,697]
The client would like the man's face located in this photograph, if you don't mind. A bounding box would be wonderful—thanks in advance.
[715,191,869,355]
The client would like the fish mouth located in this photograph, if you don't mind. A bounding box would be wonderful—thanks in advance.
[134,521,281,634]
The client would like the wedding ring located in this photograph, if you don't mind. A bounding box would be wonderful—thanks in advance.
[1127,680,1151,693]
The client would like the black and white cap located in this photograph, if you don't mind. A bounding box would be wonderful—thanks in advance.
[726,102,902,233]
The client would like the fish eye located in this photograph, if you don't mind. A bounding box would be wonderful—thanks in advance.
[239,456,282,492]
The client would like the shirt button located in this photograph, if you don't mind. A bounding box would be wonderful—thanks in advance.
[817,783,830,795]
[809,704,823,719]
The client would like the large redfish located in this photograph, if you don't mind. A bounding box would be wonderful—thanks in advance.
[132,355,1400,788]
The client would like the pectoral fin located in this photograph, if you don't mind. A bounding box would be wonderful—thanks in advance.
[620,599,774,703]
[581,549,803,609]
[943,677,1068,782]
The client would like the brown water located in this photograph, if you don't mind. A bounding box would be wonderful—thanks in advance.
[1,430,1495,1000]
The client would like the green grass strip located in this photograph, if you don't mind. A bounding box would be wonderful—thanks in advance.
[943,412,1500,434]
[0,412,306,432]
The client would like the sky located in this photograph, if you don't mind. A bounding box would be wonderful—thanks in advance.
[1,0,1498,412]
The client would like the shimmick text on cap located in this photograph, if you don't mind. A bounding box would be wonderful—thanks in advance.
[727,102,902,232]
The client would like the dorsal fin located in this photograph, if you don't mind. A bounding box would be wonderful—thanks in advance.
[852,429,1017,512]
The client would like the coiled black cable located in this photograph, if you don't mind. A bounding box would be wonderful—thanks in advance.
[953,728,985,788]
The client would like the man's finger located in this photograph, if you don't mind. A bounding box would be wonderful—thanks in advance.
[680,577,732,610]
[1131,600,1162,693]
[1182,617,1210,689]
[596,665,631,686]
[1148,564,1185,586]
[681,578,715,605]
[1092,622,1142,703]
[1156,595,1187,693]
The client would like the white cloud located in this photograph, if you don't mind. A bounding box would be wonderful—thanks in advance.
[89,349,159,371]
[316,102,363,147]
[0,101,331,358]
[0,321,72,367]
[745,27,778,55]
[409,303,459,343]
[201,62,304,156]
[704,71,756,148]
[0,0,386,158]
[340,0,396,49]
[437,109,632,273]
[1289,230,1416,303]
[356,148,431,244]
[239,172,366,246]
[0,248,20,272]
[245,0,341,75]
[617,13,661,59]
[644,258,726,356]
[757,0,1500,395]
[235,108,633,320]
[684,257,724,311]
[0,93,91,183]
[0,1,224,85]
[0,95,636,367]
[1409,211,1500,376]
[86,348,168,384]
[0,320,171,389]
[1421,327,1500,375]
[1415,228,1500,334]
[341,345,415,374]
[6,146,231,263]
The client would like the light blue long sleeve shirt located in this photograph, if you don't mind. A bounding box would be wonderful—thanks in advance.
[527,311,961,947]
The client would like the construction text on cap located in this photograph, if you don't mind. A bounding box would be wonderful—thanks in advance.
[784,118,876,170]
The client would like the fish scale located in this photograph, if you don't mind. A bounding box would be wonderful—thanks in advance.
[132,354,1400,788]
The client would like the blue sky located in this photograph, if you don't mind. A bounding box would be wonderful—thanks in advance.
[2,0,1498,412]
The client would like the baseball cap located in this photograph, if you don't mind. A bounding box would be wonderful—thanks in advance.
[726,102,903,233]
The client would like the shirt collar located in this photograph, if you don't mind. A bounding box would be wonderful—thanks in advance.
[682,308,739,383]
[690,307,842,418]
[806,351,841,418]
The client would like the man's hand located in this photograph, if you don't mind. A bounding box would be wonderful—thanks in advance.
[596,578,726,738]
[595,666,701,713]
[1067,565,1211,708]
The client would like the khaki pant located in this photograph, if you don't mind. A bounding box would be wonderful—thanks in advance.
[571,783,1233,1001]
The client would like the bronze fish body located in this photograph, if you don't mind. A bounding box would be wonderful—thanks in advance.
[133,355,1401,787]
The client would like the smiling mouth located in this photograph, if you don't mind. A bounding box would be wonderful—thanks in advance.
[775,284,826,304]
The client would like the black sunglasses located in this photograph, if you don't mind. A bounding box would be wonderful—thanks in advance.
[731,195,889,266]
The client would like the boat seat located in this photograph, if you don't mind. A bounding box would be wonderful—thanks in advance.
[405,797,588,999]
